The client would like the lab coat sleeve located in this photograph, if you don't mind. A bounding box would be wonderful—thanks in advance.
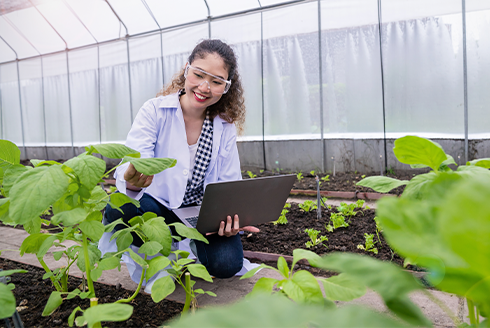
[217,124,242,182]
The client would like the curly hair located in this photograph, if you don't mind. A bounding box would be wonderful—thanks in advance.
[156,39,246,135]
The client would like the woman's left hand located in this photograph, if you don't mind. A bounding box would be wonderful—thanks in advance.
[209,214,260,237]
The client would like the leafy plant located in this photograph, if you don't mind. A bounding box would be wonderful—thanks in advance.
[357,233,378,254]
[246,171,257,179]
[273,203,291,225]
[373,216,382,246]
[296,172,303,182]
[0,139,179,327]
[0,269,27,320]
[304,229,328,248]
[329,212,348,230]
[309,170,315,176]
[298,200,317,212]
[321,175,330,182]
[361,174,366,179]
[259,169,264,174]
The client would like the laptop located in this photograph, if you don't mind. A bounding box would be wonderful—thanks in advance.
[172,174,296,234]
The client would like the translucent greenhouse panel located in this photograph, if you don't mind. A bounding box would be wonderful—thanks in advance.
[465,7,490,137]
[129,34,164,114]
[64,0,122,42]
[206,0,259,17]
[145,0,208,29]
[35,0,96,49]
[69,47,100,146]
[18,58,45,146]
[320,0,384,137]
[42,53,72,146]
[3,8,65,54]
[106,0,158,35]
[381,0,464,137]
[212,14,262,138]
[0,39,16,63]
[161,24,209,83]
[0,17,39,59]
[262,2,320,137]
[0,63,23,145]
[99,42,132,143]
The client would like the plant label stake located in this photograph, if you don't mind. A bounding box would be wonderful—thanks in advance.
[332,156,336,177]
[316,176,321,220]
[379,154,383,176]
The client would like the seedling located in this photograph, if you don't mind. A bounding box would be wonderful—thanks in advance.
[357,233,378,254]
[373,216,382,246]
[310,170,315,176]
[273,203,291,225]
[246,171,257,179]
[298,200,317,212]
[361,174,366,179]
[259,170,264,174]
[304,229,328,248]
[321,175,330,182]
[329,212,349,229]
[296,172,304,182]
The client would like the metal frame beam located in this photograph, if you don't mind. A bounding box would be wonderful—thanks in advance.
[462,0,469,162]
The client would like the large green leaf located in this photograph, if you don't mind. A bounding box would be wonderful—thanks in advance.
[187,263,213,282]
[110,193,140,208]
[291,248,322,269]
[466,158,490,169]
[37,235,58,258]
[247,277,278,297]
[0,198,11,224]
[0,140,20,172]
[277,256,289,278]
[142,218,172,256]
[127,248,148,269]
[0,283,16,319]
[168,222,208,244]
[98,257,121,271]
[138,241,163,256]
[80,303,133,328]
[42,291,63,316]
[401,172,437,199]
[86,143,140,159]
[64,154,106,190]
[356,176,408,193]
[80,220,105,242]
[20,233,51,256]
[322,273,366,301]
[393,136,447,171]
[51,207,88,226]
[170,295,407,328]
[122,156,177,176]
[283,270,325,305]
[147,256,171,280]
[3,164,28,196]
[77,245,101,272]
[9,165,69,225]
[151,275,175,303]
[115,230,133,252]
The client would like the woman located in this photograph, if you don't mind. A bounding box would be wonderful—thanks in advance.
[104,39,258,279]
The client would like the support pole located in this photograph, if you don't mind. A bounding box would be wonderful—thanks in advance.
[462,0,469,162]
[259,1,267,171]
[317,0,325,173]
[204,0,211,38]
[377,0,388,173]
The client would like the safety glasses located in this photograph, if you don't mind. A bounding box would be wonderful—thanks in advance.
[184,65,231,94]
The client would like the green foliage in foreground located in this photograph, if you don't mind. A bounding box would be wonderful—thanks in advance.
[0,269,28,319]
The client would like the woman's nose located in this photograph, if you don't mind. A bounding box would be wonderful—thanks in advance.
[198,80,211,92]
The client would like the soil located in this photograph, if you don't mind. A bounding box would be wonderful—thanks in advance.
[0,258,183,328]
[242,169,430,195]
[240,203,405,267]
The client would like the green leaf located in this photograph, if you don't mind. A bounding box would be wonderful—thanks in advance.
[98,257,121,271]
[53,251,64,261]
[10,165,69,224]
[43,271,54,279]
[80,220,105,242]
[23,216,41,234]
[116,230,133,251]
[401,172,437,199]
[82,303,133,327]
[292,249,322,269]
[51,207,88,226]
[142,218,172,256]
[20,233,50,256]
[247,277,278,297]
[151,275,175,302]
[127,248,148,268]
[67,289,81,300]
[0,198,11,224]
[322,273,366,301]
[0,140,20,172]
[467,158,490,169]
[240,263,278,279]
[104,218,126,232]
[37,235,58,258]
[0,269,28,278]
[63,154,106,190]
[91,267,103,281]
[3,164,28,196]
[86,143,140,159]
[393,135,447,171]
[110,192,140,208]
[138,241,163,256]
[147,256,171,280]
[0,284,16,319]
[123,157,177,176]
[284,270,324,304]
[277,256,289,278]
[30,159,61,167]
[168,222,208,244]
[77,245,101,272]
[42,291,63,316]
[68,306,82,326]
[187,263,213,282]
[356,176,408,193]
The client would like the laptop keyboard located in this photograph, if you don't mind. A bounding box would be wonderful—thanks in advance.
[185,215,199,228]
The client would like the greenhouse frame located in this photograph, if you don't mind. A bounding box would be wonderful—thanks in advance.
[1,0,489,173]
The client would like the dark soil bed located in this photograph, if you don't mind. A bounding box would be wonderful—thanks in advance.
[0,258,183,328]
[241,203,405,267]
[242,169,430,195]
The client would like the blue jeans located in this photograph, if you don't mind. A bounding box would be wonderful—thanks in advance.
[103,193,244,278]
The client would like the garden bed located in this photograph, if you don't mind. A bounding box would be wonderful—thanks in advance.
[240,203,405,267]
[0,258,183,328]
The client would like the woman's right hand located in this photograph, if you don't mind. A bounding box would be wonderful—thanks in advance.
[124,163,154,191]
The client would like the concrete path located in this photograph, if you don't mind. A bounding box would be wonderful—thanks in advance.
[0,226,468,327]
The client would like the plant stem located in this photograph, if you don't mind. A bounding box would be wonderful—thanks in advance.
[82,233,97,305]
[38,258,62,292]
[181,272,192,316]
[61,271,68,293]
[116,254,148,303]
[422,289,461,327]
[467,298,476,326]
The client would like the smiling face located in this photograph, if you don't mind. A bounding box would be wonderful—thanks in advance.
[182,52,229,114]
